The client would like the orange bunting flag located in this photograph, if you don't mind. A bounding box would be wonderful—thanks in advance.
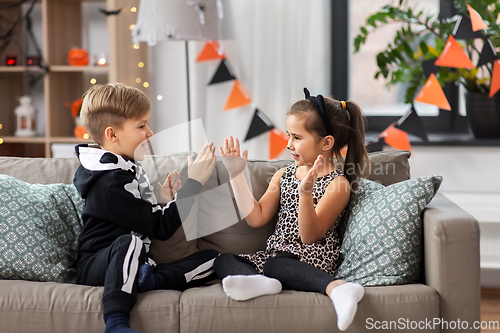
[269,128,289,160]
[467,4,488,31]
[223,80,252,111]
[489,60,500,97]
[434,35,475,69]
[414,73,452,110]
[196,41,225,62]
[382,125,412,155]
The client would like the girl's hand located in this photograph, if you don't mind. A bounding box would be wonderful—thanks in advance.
[219,136,248,179]
[299,155,323,195]
[158,170,181,203]
[187,143,217,185]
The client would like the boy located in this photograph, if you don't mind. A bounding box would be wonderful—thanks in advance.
[73,83,218,333]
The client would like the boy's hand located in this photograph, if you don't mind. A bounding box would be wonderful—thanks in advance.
[299,155,323,195]
[158,170,181,203]
[219,136,248,179]
[187,143,217,185]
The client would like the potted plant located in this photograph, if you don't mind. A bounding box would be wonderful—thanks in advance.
[354,0,500,138]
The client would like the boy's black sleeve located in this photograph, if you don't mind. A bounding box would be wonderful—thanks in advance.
[104,171,202,241]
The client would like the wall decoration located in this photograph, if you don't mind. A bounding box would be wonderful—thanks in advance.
[244,109,274,142]
[489,60,500,98]
[414,73,451,110]
[381,125,412,155]
[223,80,252,111]
[395,107,429,142]
[269,128,288,160]
[477,39,498,68]
[196,41,225,62]
[209,59,236,85]
[452,15,484,40]
[467,4,488,32]
[422,58,439,78]
[434,35,475,69]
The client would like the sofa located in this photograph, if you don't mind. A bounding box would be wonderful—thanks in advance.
[0,150,480,333]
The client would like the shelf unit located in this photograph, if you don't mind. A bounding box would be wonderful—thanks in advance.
[0,0,149,157]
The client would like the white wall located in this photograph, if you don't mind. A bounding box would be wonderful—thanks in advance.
[410,146,500,288]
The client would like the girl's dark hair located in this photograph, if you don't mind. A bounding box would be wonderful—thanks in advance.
[287,97,369,188]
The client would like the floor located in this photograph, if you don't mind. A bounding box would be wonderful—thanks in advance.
[481,289,500,332]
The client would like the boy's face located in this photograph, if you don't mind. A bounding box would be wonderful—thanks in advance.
[113,110,153,161]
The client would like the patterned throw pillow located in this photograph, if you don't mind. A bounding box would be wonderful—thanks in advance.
[334,175,443,286]
[0,175,84,283]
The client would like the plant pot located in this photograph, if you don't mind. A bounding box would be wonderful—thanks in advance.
[465,92,500,139]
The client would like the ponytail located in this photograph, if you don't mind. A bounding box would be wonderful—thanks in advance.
[342,101,369,190]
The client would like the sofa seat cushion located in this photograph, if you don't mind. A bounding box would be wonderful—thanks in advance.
[0,280,181,333]
[179,283,439,333]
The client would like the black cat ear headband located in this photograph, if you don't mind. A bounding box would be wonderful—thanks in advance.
[303,88,350,137]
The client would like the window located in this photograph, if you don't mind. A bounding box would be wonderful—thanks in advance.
[332,0,470,137]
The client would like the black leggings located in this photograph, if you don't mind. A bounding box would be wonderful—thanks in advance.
[214,252,336,295]
[77,234,218,317]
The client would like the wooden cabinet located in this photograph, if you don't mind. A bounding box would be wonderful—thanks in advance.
[0,0,149,157]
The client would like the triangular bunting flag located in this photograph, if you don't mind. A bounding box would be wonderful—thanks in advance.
[196,41,225,62]
[244,109,275,141]
[435,35,475,69]
[269,128,289,160]
[423,58,440,78]
[489,60,500,97]
[414,73,452,110]
[382,125,412,154]
[366,137,385,153]
[209,59,237,85]
[395,106,429,142]
[477,38,499,67]
[452,15,484,40]
[467,4,488,31]
[223,80,252,111]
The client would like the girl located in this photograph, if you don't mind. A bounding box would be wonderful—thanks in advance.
[214,88,369,331]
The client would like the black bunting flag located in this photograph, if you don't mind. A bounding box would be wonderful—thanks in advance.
[395,106,428,142]
[209,59,237,85]
[477,38,499,67]
[422,58,440,78]
[452,15,484,40]
[244,109,275,141]
[365,137,385,153]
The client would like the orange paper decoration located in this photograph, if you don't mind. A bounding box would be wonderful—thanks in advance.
[382,126,412,155]
[489,60,500,97]
[434,35,475,69]
[269,128,289,160]
[196,41,225,62]
[223,80,252,111]
[414,73,452,110]
[467,4,488,31]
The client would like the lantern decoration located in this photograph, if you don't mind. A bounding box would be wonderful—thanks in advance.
[67,48,89,66]
[14,96,37,137]
[6,55,17,66]
[26,55,41,66]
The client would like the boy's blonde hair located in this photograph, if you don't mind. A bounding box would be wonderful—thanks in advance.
[81,83,151,145]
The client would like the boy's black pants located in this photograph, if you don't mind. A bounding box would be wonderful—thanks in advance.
[76,234,218,317]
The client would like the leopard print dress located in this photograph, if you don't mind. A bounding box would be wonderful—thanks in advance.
[240,164,344,275]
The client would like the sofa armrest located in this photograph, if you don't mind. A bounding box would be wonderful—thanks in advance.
[423,193,481,332]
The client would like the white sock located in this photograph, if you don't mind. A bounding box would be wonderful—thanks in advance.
[330,282,365,331]
[222,275,282,301]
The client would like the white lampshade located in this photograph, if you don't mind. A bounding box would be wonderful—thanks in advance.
[132,0,234,46]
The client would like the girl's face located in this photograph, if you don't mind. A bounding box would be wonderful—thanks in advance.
[286,114,324,166]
